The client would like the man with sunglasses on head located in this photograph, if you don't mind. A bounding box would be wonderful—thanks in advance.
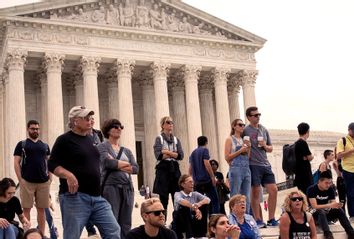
[127,198,177,239]
[243,106,278,228]
[48,106,120,239]
[13,120,51,236]
[307,171,354,239]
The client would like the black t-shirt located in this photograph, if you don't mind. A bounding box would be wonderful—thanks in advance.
[307,184,335,205]
[294,139,312,183]
[13,139,50,183]
[127,225,177,239]
[0,196,23,222]
[48,131,101,196]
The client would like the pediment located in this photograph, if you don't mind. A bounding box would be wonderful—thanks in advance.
[0,0,266,44]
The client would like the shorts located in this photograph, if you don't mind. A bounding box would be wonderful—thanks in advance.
[250,165,276,187]
[20,179,51,208]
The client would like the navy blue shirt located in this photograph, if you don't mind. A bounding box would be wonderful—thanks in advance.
[189,146,210,183]
[14,139,50,183]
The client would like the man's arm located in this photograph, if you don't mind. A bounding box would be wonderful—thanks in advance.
[52,166,78,194]
[308,198,342,210]
[204,159,216,186]
[13,156,22,182]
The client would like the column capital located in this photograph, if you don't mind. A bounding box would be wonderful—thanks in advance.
[1,71,9,86]
[116,59,135,75]
[80,56,101,74]
[150,62,170,80]
[180,65,201,84]
[238,70,258,87]
[43,52,65,73]
[198,74,214,91]
[227,75,241,94]
[5,49,27,71]
[212,67,231,86]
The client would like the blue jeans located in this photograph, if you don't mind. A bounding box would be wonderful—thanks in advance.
[343,170,354,217]
[0,224,18,239]
[44,208,57,239]
[59,192,121,239]
[229,165,251,213]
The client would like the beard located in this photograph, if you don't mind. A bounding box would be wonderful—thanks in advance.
[28,132,39,139]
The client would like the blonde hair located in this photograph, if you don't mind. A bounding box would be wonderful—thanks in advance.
[229,194,246,211]
[140,198,162,215]
[160,116,173,131]
[282,190,308,213]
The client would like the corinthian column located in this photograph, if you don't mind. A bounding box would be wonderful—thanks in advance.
[228,75,241,121]
[106,73,119,119]
[5,49,27,178]
[169,74,189,173]
[150,62,170,133]
[213,67,231,174]
[38,72,48,143]
[0,74,5,177]
[80,56,101,127]
[73,71,84,106]
[116,59,136,156]
[43,53,65,146]
[199,74,218,161]
[139,72,156,187]
[239,70,258,112]
[181,65,202,153]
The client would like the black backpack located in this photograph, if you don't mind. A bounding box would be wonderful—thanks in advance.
[282,143,296,175]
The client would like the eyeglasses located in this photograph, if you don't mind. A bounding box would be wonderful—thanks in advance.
[235,201,246,205]
[145,210,165,216]
[165,121,174,125]
[290,197,304,202]
[81,115,93,121]
[29,128,40,131]
[112,124,124,130]
[250,113,261,117]
[237,123,245,127]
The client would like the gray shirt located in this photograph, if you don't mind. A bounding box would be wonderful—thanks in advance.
[243,124,272,166]
[98,141,139,187]
[173,190,210,211]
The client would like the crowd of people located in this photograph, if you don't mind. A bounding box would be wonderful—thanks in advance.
[1,105,354,239]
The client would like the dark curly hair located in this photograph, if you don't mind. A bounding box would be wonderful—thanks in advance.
[0,178,16,197]
[101,119,124,139]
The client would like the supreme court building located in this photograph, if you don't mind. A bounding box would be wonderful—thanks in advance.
[0,0,265,188]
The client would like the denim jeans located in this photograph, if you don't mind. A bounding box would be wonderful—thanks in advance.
[229,165,251,213]
[343,170,354,217]
[59,192,121,239]
[45,208,57,239]
[0,224,18,239]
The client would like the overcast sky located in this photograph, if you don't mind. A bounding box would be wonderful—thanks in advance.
[1,0,353,133]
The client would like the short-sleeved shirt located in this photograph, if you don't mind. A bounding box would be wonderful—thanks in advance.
[127,225,177,239]
[307,184,335,205]
[243,124,272,166]
[294,139,312,186]
[174,191,210,211]
[336,135,354,173]
[48,131,101,196]
[0,196,23,222]
[13,139,50,183]
[189,147,210,183]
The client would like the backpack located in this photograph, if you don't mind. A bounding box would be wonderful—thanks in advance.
[312,169,320,184]
[282,143,296,175]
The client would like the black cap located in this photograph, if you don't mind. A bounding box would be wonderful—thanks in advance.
[348,122,354,131]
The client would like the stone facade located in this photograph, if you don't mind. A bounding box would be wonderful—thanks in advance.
[0,0,342,189]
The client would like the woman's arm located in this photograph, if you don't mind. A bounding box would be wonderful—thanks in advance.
[224,137,247,164]
[18,213,31,230]
[279,213,290,239]
[308,214,317,239]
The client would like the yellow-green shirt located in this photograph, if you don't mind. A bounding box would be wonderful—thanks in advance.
[336,135,354,173]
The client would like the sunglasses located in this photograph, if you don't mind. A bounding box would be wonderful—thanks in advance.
[237,123,245,127]
[112,124,124,130]
[290,197,304,202]
[165,121,174,125]
[250,113,261,117]
[145,210,165,216]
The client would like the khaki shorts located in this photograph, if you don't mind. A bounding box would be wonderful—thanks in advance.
[20,179,51,208]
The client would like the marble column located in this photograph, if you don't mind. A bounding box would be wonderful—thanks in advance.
[39,72,48,143]
[239,70,258,114]
[199,74,218,161]
[43,53,65,147]
[116,59,136,156]
[4,49,27,179]
[150,62,170,133]
[139,72,156,187]
[181,65,202,154]
[213,68,231,174]
[228,75,241,121]
[73,71,84,106]
[0,74,5,177]
[169,74,189,174]
[80,56,101,127]
[106,74,119,119]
